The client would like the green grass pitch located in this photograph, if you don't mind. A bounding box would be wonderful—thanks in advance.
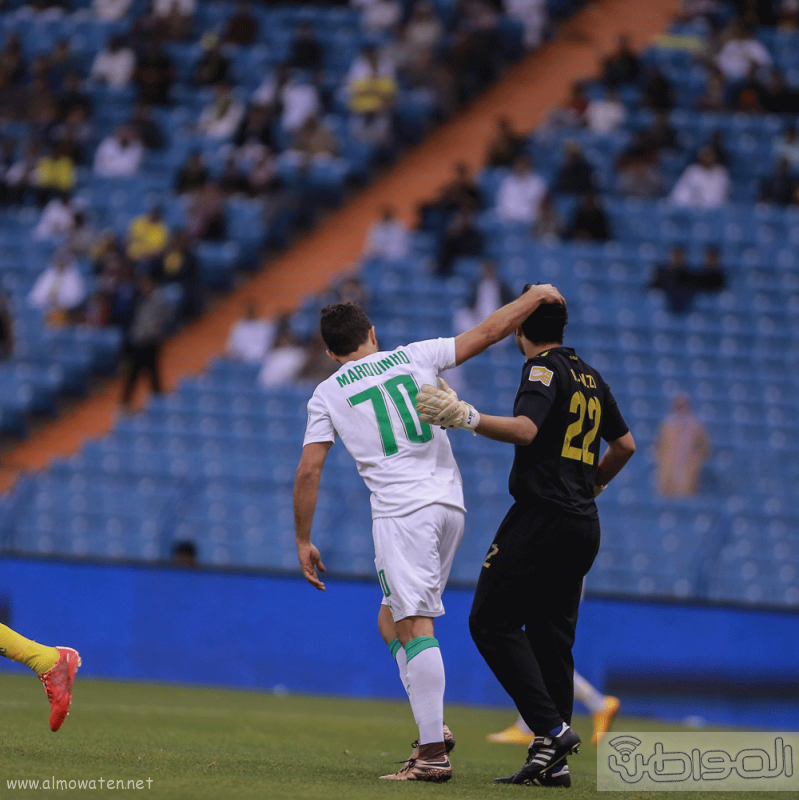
[0,672,764,800]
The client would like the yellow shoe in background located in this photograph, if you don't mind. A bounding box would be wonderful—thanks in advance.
[591,696,620,746]
[487,722,533,745]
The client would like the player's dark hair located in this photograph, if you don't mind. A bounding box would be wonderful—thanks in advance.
[320,302,373,356]
[520,284,568,344]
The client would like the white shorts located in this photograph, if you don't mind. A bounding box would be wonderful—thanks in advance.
[373,504,465,622]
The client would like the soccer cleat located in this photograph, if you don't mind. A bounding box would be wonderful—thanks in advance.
[493,724,580,785]
[591,696,620,746]
[534,761,571,788]
[487,721,533,745]
[495,760,571,787]
[533,760,572,789]
[39,646,81,732]
[410,723,456,759]
[379,757,452,782]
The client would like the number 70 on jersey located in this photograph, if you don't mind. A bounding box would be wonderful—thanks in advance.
[348,374,433,456]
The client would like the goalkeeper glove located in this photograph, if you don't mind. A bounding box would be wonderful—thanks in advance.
[416,378,481,433]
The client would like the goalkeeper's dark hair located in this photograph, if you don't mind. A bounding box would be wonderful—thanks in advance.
[320,302,373,356]
[520,283,568,344]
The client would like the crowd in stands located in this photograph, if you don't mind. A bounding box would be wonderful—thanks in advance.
[5,0,793,406]
[0,0,561,431]
[2,1,797,609]
[382,0,799,324]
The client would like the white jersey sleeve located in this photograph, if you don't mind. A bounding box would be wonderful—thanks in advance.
[303,391,336,446]
[404,337,457,374]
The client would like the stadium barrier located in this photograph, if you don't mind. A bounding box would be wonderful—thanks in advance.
[0,556,796,728]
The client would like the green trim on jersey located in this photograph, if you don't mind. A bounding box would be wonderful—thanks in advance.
[378,569,392,597]
[404,636,440,662]
[388,637,402,661]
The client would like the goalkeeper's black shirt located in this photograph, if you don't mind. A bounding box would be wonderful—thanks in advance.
[509,347,629,518]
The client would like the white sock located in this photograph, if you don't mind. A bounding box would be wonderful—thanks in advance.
[404,637,446,748]
[396,646,410,698]
[388,637,410,699]
[574,670,606,714]
[515,715,533,735]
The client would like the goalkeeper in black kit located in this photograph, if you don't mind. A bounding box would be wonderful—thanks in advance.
[416,288,635,788]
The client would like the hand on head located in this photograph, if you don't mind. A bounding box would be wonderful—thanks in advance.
[524,283,565,307]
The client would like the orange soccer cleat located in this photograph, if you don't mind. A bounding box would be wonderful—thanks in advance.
[487,721,533,745]
[591,695,620,746]
[39,646,81,732]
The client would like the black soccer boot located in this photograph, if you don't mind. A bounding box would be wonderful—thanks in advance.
[494,724,580,785]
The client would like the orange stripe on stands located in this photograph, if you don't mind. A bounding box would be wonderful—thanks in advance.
[0,0,681,493]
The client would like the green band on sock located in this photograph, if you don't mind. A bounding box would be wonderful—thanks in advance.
[404,636,439,663]
[388,637,402,661]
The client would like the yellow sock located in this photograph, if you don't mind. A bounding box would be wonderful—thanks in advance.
[0,624,59,675]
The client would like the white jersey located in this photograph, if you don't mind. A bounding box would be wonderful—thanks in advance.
[303,338,465,519]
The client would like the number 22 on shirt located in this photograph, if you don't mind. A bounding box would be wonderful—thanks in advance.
[561,390,601,465]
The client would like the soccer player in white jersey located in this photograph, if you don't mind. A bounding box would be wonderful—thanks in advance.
[294,285,563,782]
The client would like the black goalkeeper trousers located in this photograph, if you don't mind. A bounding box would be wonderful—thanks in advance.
[469,501,600,735]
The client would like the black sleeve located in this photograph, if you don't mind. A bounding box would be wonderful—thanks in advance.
[514,360,558,428]
[601,381,630,442]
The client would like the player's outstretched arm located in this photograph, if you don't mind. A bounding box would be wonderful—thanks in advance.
[416,380,537,445]
[454,283,564,366]
[294,441,333,591]
[471,413,537,445]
